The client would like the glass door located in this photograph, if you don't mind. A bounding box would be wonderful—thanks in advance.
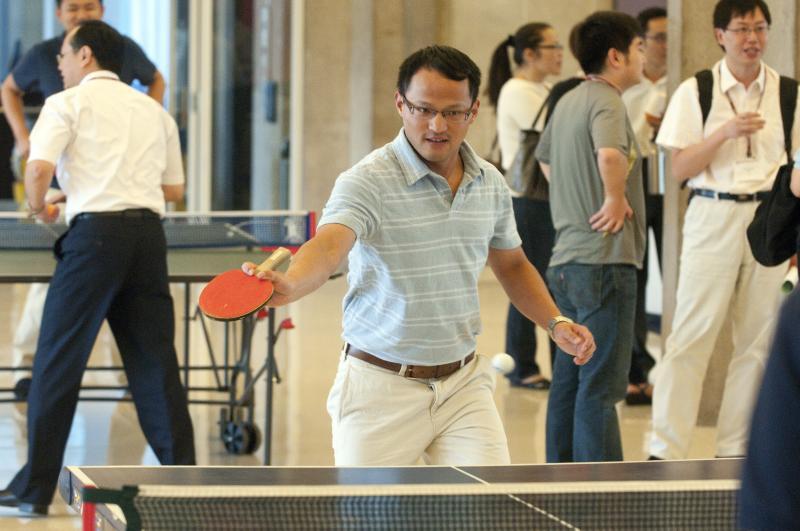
[195,0,292,211]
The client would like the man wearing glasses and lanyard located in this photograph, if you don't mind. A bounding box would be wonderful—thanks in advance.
[649,0,800,460]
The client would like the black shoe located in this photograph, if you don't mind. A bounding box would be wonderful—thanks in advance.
[625,383,653,406]
[0,489,48,516]
[510,375,551,390]
[647,455,663,461]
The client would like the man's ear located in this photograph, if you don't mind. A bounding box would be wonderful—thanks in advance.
[606,47,624,70]
[714,28,727,50]
[468,98,480,124]
[395,91,405,116]
[79,45,92,67]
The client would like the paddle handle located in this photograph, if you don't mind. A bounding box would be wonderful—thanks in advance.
[255,247,292,273]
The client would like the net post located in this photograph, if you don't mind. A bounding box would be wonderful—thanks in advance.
[81,486,96,531]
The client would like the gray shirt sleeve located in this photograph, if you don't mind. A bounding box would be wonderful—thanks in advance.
[590,92,631,155]
[317,170,381,240]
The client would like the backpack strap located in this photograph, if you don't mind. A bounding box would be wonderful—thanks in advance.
[695,69,713,125]
[779,75,798,160]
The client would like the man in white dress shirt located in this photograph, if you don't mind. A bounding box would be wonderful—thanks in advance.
[0,20,195,516]
[649,0,799,460]
[621,7,668,405]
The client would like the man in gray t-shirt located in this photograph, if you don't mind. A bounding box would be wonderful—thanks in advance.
[539,83,645,267]
[535,11,646,463]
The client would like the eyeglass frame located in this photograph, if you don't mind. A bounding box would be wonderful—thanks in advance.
[645,32,667,44]
[401,96,476,123]
[724,24,770,37]
[537,44,564,51]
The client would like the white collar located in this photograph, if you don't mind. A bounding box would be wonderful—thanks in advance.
[719,59,766,94]
[79,70,121,85]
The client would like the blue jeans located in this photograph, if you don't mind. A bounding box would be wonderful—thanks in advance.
[545,263,636,462]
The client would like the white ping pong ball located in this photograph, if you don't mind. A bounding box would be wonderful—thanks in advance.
[491,353,515,375]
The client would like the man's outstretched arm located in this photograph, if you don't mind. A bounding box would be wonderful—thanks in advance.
[242,223,356,306]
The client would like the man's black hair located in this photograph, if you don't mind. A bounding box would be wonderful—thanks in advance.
[397,45,481,103]
[57,0,104,7]
[637,7,667,34]
[69,19,123,75]
[574,11,642,75]
[713,0,771,29]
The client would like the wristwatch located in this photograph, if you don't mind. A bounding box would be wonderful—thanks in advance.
[547,315,574,340]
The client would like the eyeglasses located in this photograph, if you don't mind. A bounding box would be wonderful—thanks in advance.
[724,24,769,37]
[402,97,474,123]
[538,44,564,51]
[645,32,667,44]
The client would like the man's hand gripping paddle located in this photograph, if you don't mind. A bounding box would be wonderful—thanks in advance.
[199,247,291,321]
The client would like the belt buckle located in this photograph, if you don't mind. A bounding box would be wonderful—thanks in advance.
[735,193,751,202]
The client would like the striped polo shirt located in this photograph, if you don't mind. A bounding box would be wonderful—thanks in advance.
[318,129,521,365]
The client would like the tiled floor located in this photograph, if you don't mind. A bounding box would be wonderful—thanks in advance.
[0,272,717,528]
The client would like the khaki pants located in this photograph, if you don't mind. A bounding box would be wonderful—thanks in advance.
[327,352,510,466]
[650,196,785,459]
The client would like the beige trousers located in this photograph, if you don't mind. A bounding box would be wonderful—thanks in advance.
[327,352,510,466]
[650,196,786,459]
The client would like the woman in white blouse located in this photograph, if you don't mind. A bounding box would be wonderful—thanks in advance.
[487,23,563,390]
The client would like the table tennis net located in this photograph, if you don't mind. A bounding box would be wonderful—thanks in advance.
[127,481,738,530]
[0,211,314,250]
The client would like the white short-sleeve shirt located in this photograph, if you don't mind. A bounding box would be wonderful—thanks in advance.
[496,78,550,170]
[656,60,800,194]
[28,70,184,222]
[622,75,666,158]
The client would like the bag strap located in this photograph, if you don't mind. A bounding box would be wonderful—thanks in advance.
[531,90,553,129]
[779,75,797,161]
[695,69,713,126]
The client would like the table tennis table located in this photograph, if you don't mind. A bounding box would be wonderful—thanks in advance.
[59,459,742,530]
[0,211,316,464]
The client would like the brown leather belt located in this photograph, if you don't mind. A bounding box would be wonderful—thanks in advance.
[345,344,475,379]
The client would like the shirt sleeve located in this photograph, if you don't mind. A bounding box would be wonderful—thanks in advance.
[656,78,704,151]
[121,37,156,86]
[27,96,73,164]
[490,184,522,249]
[10,44,46,94]
[590,93,630,155]
[318,170,381,241]
[162,112,185,185]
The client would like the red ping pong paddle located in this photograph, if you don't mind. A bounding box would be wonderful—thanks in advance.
[199,247,292,321]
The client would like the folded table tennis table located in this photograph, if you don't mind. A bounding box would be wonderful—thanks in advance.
[60,459,741,530]
[0,211,316,464]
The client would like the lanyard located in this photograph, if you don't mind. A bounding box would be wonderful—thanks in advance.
[720,64,766,158]
[586,74,621,95]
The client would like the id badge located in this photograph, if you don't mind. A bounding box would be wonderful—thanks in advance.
[731,159,762,187]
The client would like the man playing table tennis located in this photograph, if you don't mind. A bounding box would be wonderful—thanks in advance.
[243,45,596,466]
[0,20,195,516]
